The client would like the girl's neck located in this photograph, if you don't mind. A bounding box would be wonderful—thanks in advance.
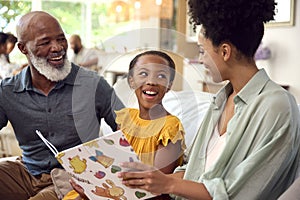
[139,104,169,120]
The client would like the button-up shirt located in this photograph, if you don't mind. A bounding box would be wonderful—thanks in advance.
[0,64,124,175]
[174,69,300,200]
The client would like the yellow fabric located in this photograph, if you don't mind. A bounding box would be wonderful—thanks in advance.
[62,189,80,200]
[115,108,186,165]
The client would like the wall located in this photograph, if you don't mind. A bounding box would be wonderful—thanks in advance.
[177,1,300,103]
[261,1,300,103]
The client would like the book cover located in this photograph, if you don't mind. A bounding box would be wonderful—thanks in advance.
[36,130,154,200]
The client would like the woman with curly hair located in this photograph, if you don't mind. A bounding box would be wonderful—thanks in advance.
[117,0,300,199]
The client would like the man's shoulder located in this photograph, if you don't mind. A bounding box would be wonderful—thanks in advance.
[76,65,100,78]
[0,75,22,98]
[73,65,109,86]
[0,72,22,88]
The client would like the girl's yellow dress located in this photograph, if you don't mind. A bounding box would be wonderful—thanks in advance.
[115,108,186,166]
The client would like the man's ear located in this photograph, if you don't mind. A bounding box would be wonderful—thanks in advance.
[17,42,28,54]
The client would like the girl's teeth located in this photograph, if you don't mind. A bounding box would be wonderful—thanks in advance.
[145,91,157,95]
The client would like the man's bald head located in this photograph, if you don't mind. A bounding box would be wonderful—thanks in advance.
[16,11,62,43]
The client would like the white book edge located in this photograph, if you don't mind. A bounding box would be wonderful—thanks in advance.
[36,130,156,199]
[35,130,59,156]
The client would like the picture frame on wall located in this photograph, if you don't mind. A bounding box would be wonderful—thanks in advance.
[266,0,295,27]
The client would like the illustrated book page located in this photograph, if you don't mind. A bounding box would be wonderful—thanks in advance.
[36,130,155,200]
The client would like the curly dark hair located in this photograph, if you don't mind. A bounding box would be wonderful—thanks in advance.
[6,33,17,44]
[187,0,276,58]
[0,32,8,45]
[128,50,176,83]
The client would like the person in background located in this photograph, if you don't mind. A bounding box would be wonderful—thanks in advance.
[5,33,17,63]
[117,0,300,199]
[0,32,8,54]
[0,32,9,79]
[3,32,28,76]
[68,34,99,69]
[0,32,24,78]
[0,11,124,200]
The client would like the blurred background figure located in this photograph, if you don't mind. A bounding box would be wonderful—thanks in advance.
[0,32,16,80]
[68,34,99,71]
[0,32,9,79]
[0,32,27,77]
[5,33,17,63]
[0,32,19,79]
[0,32,7,53]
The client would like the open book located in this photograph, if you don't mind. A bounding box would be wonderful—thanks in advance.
[36,130,155,200]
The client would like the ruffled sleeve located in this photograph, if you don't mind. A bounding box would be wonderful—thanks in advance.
[157,115,186,154]
[115,109,186,166]
[115,108,130,127]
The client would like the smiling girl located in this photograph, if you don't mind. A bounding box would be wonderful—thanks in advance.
[115,50,186,174]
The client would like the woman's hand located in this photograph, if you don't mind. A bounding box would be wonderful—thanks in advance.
[117,162,174,195]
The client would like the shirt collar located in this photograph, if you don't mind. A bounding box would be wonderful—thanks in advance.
[13,63,80,93]
[212,69,269,108]
[212,83,232,109]
[237,69,269,104]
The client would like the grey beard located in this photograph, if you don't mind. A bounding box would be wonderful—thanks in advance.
[28,51,71,82]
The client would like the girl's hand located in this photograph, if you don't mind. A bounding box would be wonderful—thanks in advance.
[117,162,173,195]
[69,178,89,200]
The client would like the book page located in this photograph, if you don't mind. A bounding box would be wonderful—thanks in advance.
[56,130,155,200]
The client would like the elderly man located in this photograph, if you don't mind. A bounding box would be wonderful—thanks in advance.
[0,11,124,200]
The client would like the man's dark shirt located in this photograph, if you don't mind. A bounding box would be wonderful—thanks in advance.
[0,64,124,175]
